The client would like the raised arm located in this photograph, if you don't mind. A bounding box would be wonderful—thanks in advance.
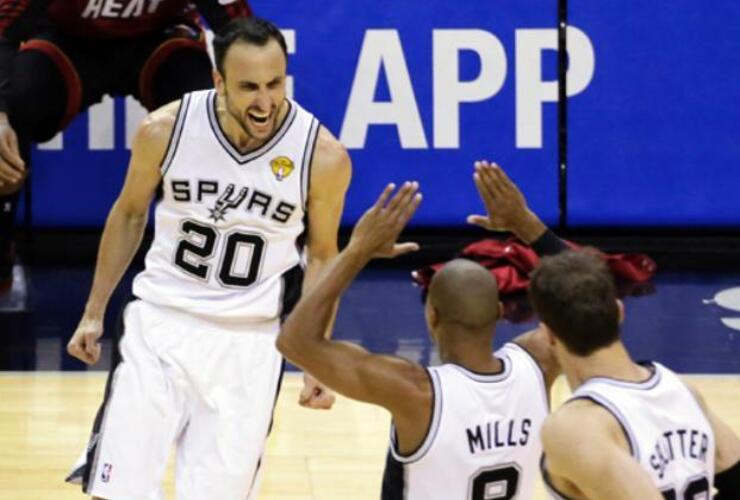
[277,183,431,450]
[542,401,663,500]
[511,327,560,391]
[468,161,569,256]
[66,102,176,364]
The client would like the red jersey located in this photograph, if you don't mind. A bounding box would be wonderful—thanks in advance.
[0,0,252,40]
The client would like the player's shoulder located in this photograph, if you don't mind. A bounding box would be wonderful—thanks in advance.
[543,398,623,450]
[312,126,351,176]
[132,100,182,157]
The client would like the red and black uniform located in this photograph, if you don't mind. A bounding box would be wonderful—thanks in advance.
[0,0,252,285]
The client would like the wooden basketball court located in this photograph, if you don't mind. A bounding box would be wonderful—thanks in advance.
[0,372,737,499]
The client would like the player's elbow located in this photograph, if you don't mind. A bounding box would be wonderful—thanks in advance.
[275,328,303,364]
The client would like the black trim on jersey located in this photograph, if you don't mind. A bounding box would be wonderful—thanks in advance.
[278,264,305,323]
[540,455,577,500]
[391,369,443,464]
[582,361,661,391]
[246,358,286,496]
[391,368,436,459]
[160,93,192,177]
[447,357,511,383]
[207,91,298,165]
[300,118,320,210]
[66,297,134,492]
[505,342,550,410]
[570,394,639,460]
[381,449,405,500]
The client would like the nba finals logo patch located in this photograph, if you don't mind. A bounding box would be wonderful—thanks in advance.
[101,463,113,483]
[270,156,294,181]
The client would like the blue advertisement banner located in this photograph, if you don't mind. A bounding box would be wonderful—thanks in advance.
[568,1,740,226]
[29,0,569,228]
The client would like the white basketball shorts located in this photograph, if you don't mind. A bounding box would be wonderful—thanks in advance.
[66,299,284,500]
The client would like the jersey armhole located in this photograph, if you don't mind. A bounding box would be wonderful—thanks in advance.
[390,368,443,464]
[570,394,640,461]
[300,117,320,211]
[503,342,550,411]
[540,454,579,500]
[159,93,192,177]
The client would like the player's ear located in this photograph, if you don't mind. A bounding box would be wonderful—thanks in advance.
[616,299,625,324]
[213,69,225,95]
[496,301,504,321]
[540,322,556,346]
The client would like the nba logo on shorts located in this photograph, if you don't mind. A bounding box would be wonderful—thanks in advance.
[101,463,113,483]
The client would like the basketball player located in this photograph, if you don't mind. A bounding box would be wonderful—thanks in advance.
[64,18,349,499]
[529,252,740,499]
[277,176,562,499]
[0,0,253,293]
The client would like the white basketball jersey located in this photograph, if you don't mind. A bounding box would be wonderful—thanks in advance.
[133,90,320,324]
[543,362,715,499]
[382,343,549,500]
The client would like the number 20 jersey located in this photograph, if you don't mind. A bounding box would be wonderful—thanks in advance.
[133,89,320,324]
[382,343,549,500]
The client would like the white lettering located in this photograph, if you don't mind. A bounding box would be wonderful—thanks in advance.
[89,97,115,150]
[340,30,427,149]
[147,0,165,14]
[433,29,507,149]
[81,0,104,18]
[516,26,595,148]
[282,30,296,99]
[101,0,124,18]
[122,0,145,18]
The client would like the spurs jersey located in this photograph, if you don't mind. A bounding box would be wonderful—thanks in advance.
[543,362,715,499]
[382,343,549,500]
[133,89,320,324]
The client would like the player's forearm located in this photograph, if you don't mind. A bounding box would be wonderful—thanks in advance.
[83,203,148,319]
[278,246,368,360]
[302,251,339,339]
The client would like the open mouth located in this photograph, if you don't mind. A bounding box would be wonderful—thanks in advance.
[247,111,270,126]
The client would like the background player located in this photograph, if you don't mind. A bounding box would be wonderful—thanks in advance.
[530,252,740,499]
[65,17,348,498]
[0,0,253,292]
[277,175,561,499]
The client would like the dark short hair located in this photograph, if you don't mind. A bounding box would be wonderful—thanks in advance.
[213,17,288,75]
[529,252,620,356]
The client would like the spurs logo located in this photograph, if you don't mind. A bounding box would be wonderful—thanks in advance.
[208,184,248,222]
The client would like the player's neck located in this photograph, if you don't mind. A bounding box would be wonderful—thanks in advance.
[438,327,502,374]
[217,97,289,154]
[563,341,652,390]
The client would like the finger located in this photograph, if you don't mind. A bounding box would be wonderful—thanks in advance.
[466,214,490,229]
[2,135,24,170]
[68,340,93,364]
[397,192,422,225]
[0,138,25,170]
[0,160,22,183]
[474,172,496,204]
[480,163,506,199]
[385,181,413,213]
[373,183,396,210]
[391,242,420,256]
[489,164,517,195]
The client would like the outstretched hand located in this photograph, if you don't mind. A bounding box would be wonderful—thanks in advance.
[467,161,546,242]
[348,181,422,259]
